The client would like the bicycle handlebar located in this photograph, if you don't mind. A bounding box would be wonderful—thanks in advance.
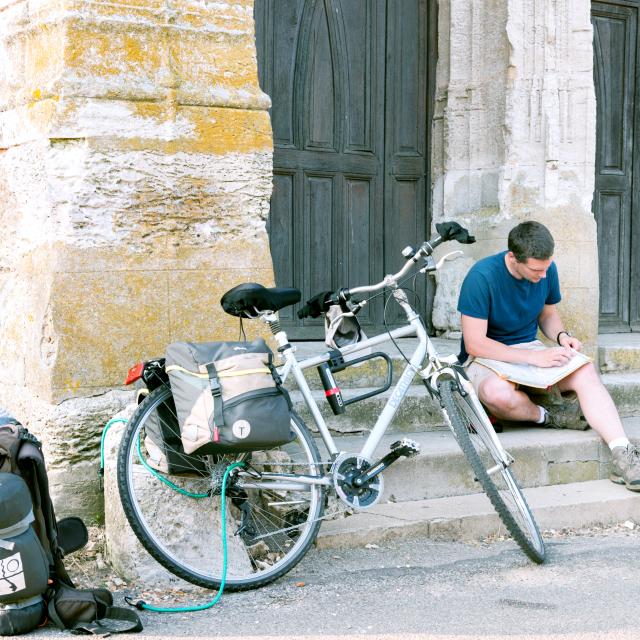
[297,220,475,319]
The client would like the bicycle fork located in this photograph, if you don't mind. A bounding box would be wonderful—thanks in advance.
[456,380,515,474]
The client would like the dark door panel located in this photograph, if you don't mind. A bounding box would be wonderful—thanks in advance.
[384,0,429,325]
[256,0,434,337]
[592,1,640,332]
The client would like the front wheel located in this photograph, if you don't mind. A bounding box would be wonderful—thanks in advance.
[117,384,326,591]
[438,379,545,563]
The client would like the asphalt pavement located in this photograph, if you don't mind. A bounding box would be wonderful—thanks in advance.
[31,526,640,639]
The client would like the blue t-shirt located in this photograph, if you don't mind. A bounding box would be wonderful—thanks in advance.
[457,251,561,362]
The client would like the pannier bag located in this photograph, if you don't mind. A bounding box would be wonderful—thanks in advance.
[0,473,49,636]
[165,339,294,454]
[143,392,208,475]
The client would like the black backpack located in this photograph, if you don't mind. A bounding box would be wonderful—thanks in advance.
[0,420,142,635]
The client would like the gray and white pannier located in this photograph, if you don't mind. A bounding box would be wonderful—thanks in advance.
[165,339,294,454]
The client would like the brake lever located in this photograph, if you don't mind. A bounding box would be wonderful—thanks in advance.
[435,250,464,270]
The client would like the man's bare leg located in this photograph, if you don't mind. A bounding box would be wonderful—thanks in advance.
[477,373,540,422]
[475,362,640,491]
[557,362,626,445]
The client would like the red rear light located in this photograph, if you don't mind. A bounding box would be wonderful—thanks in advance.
[125,362,144,385]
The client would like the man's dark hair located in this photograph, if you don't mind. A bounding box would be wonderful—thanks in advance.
[508,221,554,262]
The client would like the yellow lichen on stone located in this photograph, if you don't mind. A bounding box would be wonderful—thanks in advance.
[95,106,273,154]
[170,33,260,91]
[168,268,275,344]
[25,22,66,82]
[55,239,274,275]
[186,106,272,154]
[45,256,274,400]
[50,267,172,398]
[64,21,165,83]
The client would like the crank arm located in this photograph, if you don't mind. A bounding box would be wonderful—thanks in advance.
[351,439,420,487]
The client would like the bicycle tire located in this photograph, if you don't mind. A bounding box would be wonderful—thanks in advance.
[438,379,545,563]
[117,384,325,591]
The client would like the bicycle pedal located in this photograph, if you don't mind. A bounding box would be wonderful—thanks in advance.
[390,438,420,457]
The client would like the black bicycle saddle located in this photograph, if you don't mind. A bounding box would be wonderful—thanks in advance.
[221,283,301,317]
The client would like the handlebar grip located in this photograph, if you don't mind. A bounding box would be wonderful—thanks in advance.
[297,290,336,319]
[434,221,476,245]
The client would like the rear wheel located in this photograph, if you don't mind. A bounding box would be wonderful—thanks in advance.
[438,379,545,563]
[117,385,325,590]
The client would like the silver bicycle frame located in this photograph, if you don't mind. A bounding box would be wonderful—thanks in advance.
[276,316,431,461]
[242,257,512,490]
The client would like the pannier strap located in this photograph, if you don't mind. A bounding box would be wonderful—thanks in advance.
[165,365,271,379]
[205,363,225,429]
[265,354,292,409]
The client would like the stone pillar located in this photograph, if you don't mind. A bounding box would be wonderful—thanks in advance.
[431,0,598,354]
[0,0,274,519]
[431,0,509,333]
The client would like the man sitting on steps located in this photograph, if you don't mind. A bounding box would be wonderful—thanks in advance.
[457,220,640,492]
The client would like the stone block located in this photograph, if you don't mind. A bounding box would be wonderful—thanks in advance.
[50,268,172,399]
[547,460,600,485]
[102,407,183,584]
[0,0,276,522]
[0,387,133,521]
[167,266,274,344]
[103,404,252,586]
[63,20,169,100]
[431,254,473,332]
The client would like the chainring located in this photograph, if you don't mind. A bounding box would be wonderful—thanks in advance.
[331,452,384,509]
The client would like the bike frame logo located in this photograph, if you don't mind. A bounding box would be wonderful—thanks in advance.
[388,369,415,410]
[0,551,26,596]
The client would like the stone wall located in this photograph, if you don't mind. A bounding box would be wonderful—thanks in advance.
[431,0,598,355]
[0,0,275,519]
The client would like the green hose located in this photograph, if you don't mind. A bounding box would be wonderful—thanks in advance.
[100,417,128,477]
[100,418,244,613]
[131,461,245,613]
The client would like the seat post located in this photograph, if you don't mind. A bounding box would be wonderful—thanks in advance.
[268,318,281,335]
[262,311,282,337]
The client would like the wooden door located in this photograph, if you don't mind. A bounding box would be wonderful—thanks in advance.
[255,0,434,337]
[592,1,640,331]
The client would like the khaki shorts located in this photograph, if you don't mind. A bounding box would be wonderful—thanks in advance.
[462,340,546,395]
[462,340,585,428]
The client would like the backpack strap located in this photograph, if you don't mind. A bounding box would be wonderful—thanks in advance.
[17,438,74,587]
[47,593,143,635]
[0,422,23,473]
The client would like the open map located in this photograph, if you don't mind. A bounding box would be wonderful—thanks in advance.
[474,344,592,388]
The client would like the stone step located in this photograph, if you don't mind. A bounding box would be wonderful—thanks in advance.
[291,384,444,434]
[315,417,640,504]
[598,333,640,373]
[600,371,640,417]
[316,479,640,549]
[292,371,640,436]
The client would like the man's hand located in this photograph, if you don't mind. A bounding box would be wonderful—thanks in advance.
[526,346,573,368]
[559,334,582,352]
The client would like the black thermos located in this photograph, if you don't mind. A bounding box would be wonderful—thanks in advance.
[317,363,345,415]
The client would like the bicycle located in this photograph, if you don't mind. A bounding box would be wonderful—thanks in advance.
[117,221,545,593]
